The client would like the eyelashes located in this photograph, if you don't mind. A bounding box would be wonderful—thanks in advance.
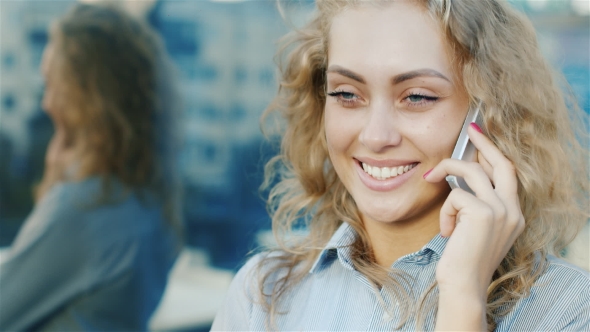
[327,90,360,107]
[326,89,439,108]
[403,93,439,107]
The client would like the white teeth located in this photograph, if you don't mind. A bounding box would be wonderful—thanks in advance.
[361,162,416,180]
[391,167,398,177]
[372,167,381,178]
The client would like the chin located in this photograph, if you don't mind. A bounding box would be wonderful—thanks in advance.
[358,202,411,224]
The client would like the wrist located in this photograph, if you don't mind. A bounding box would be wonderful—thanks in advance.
[438,286,486,306]
[438,281,487,297]
[436,289,487,331]
[437,272,490,300]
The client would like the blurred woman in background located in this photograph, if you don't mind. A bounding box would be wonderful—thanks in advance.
[0,3,182,330]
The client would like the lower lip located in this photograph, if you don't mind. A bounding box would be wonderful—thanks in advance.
[355,161,419,192]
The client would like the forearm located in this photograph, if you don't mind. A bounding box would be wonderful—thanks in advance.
[435,287,487,331]
[0,188,88,330]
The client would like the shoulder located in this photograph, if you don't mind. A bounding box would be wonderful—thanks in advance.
[11,181,94,248]
[48,177,102,200]
[41,177,156,210]
[211,250,298,331]
[497,254,590,331]
[24,177,168,251]
[33,178,102,218]
[229,251,287,298]
[540,254,590,304]
[541,255,590,289]
[46,177,164,229]
[539,255,590,301]
[211,253,264,331]
[220,252,275,302]
[527,254,590,307]
[547,254,589,273]
[533,256,590,329]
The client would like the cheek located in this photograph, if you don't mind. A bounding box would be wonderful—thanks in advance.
[42,89,64,125]
[324,105,367,146]
[324,106,361,183]
[427,127,457,157]
[417,112,465,161]
[42,89,57,114]
[41,91,51,113]
[324,107,349,154]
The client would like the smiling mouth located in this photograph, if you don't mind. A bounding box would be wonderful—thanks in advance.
[360,162,418,180]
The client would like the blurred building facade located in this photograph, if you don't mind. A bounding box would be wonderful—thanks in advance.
[0,0,588,271]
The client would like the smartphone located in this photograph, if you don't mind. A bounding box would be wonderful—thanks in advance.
[445,101,483,195]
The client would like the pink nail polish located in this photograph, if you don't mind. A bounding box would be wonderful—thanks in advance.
[423,168,433,179]
[470,122,483,133]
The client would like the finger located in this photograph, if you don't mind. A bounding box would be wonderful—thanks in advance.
[424,158,497,202]
[439,188,490,237]
[477,150,494,184]
[468,124,518,199]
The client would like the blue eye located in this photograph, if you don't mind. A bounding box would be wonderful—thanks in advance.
[408,95,425,102]
[327,90,357,99]
[404,93,439,108]
[327,90,361,107]
[407,94,437,103]
[339,92,356,100]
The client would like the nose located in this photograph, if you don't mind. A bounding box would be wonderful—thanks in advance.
[41,90,50,113]
[359,101,402,152]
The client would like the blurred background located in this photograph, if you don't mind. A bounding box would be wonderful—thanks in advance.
[0,0,588,330]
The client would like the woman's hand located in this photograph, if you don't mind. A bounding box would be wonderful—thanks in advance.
[424,123,525,330]
[35,128,77,200]
[43,129,75,180]
[46,131,66,168]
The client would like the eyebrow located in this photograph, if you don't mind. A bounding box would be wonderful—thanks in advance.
[326,65,451,85]
[326,65,366,84]
[392,69,451,84]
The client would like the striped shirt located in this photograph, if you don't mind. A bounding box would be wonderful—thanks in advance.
[212,222,590,331]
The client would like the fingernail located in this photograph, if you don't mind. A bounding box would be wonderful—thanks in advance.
[470,122,483,133]
[423,168,433,179]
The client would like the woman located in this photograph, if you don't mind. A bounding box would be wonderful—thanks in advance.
[0,3,181,331]
[213,0,589,330]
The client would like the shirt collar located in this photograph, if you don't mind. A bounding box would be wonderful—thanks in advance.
[309,222,449,274]
[421,233,448,257]
[309,222,356,274]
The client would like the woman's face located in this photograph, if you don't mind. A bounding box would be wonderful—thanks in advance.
[324,1,469,226]
[41,42,62,125]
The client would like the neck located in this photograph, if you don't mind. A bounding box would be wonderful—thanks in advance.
[363,198,445,268]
